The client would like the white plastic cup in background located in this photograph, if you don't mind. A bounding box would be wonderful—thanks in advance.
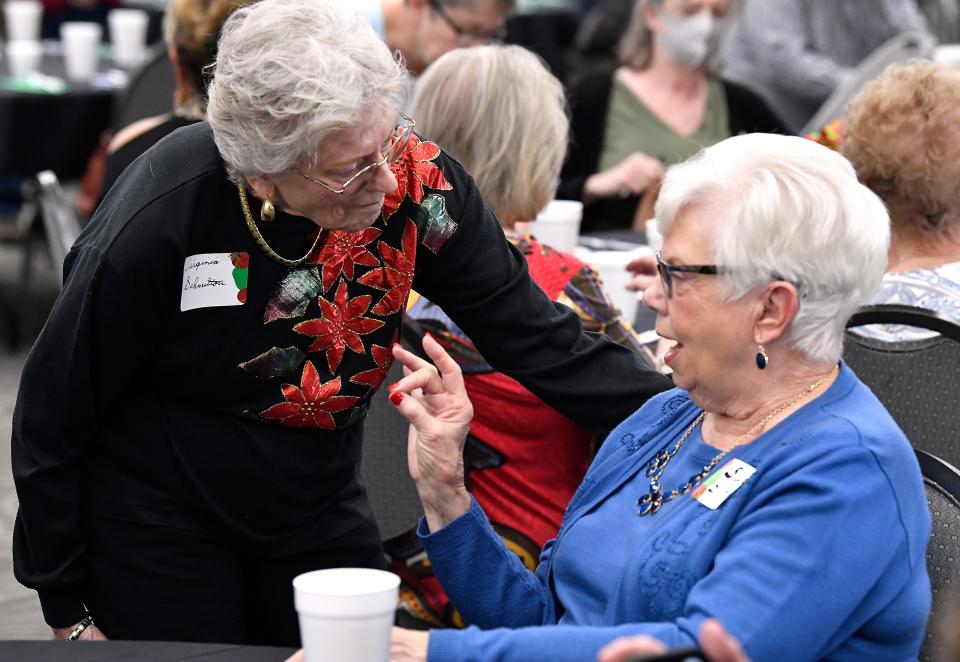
[107,9,147,68]
[60,22,102,82]
[5,40,42,77]
[293,568,399,662]
[644,218,663,252]
[584,247,653,323]
[3,0,42,43]
[527,199,583,253]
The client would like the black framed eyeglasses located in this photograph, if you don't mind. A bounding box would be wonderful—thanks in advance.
[292,114,415,195]
[429,0,506,44]
[656,251,722,299]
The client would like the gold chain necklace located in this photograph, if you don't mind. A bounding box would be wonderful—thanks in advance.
[637,365,839,516]
[238,185,324,269]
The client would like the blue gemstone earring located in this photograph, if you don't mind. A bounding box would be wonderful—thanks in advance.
[756,344,768,370]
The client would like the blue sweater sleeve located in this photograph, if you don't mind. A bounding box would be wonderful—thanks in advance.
[419,498,558,629]
[425,422,929,661]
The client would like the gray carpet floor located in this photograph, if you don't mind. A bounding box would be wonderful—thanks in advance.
[0,237,62,640]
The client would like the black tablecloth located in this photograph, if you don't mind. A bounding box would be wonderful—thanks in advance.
[0,640,297,661]
[0,52,117,177]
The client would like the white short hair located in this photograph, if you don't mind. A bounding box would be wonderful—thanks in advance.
[656,133,890,363]
[206,0,409,181]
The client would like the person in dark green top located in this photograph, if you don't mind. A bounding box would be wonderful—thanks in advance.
[558,0,787,233]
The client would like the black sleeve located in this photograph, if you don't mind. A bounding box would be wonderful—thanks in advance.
[556,69,614,203]
[722,79,792,136]
[11,244,159,627]
[413,160,671,436]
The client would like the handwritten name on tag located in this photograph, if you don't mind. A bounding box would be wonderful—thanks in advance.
[691,458,756,510]
[180,252,249,311]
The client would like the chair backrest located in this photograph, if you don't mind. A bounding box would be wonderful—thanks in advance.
[35,171,82,287]
[916,448,960,661]
[844,305,960,467]
[801,30,935,135]
[112,45,177,132]
[358,316,428,541]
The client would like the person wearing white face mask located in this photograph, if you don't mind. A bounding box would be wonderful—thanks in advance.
[557,0,787,234]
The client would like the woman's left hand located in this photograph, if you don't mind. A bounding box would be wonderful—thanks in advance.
[390,334,473,531]
[391,627,429,662]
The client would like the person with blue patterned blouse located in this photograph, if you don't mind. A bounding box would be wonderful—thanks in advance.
[842,61,960,341]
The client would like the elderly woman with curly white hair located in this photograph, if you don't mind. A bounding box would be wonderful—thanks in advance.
[9,0,669,646]
[385,133,932,661]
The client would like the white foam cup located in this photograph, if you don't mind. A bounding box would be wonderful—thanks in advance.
[5,40,42,77]
[293,568,399,662]
[60,21,102,82]
[4,0,42,43]
[107,8,147,68]
[527,199,583,253]
[584,247,652,323]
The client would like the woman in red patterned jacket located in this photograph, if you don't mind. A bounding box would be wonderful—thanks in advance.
[390,45,657,628]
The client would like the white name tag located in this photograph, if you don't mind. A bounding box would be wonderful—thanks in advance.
[691,458,756,510]
[180,252,249,311]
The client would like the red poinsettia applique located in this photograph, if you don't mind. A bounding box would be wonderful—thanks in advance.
[259,361,359,429]
[358,218,416,316]
[351,343,395,392]
[308,227,382,292]
[293,280,385,373]
[382,134,452,221]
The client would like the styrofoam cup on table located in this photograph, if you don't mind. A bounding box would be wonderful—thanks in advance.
[526,199,583,253]
[4,0,42,43]
[107,9,148,68]
[5,40,42,77]
[293,568,399,662]
[60,22,102,82]
[581,246,653,324]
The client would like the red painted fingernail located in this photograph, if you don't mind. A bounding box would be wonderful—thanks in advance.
[389,391,404,406]
[387,382,400,391]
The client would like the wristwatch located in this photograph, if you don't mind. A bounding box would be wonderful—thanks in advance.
[66,614,95,641]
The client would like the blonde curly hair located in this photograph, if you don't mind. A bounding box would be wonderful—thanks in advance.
[842,61,960,239]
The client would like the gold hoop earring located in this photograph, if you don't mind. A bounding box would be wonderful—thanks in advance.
[260,198,276,223]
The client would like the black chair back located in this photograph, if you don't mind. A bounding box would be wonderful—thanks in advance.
[844,304,960,467]
[916,449,960,661]
[358,315,427,541]
[111,44,177,131]
[35,171,81,287]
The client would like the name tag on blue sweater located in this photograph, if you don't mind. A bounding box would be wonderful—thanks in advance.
[691,458,756,510]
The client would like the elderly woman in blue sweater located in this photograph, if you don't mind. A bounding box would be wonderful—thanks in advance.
[385,133,932,661]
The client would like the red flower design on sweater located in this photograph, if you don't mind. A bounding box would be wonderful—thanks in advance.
[382,135,452,221]
[259,361,359,429]
[293,280,385,372]
[309,227,382,292]
[351,343,395,392]
[358,218,417,316]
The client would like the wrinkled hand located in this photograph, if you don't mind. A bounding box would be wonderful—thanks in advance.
[584,152,665,202]
[390,334,473,531]
[51,622,108,641]
[390,627,429,662]
[597,619,749,662]
[625,252,658,292]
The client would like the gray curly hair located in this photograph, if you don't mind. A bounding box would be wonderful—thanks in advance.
[206,0,410,182]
